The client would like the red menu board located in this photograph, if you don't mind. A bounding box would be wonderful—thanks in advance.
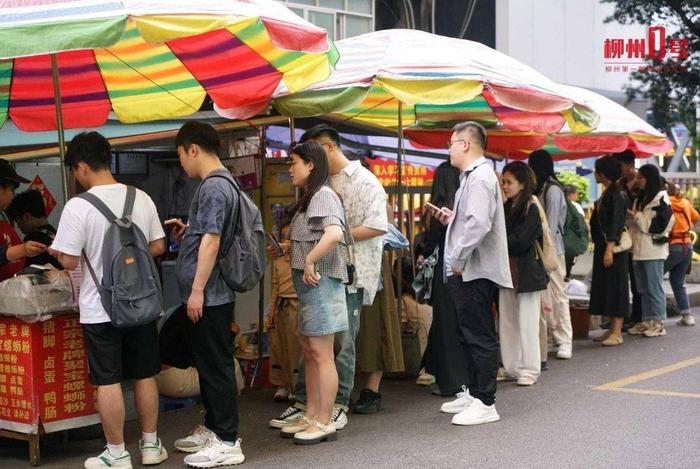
[0,314,99,434]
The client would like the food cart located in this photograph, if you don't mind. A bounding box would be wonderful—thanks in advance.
[0,271,98,466]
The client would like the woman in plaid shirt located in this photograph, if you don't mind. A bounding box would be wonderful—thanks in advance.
[281,141,349,446]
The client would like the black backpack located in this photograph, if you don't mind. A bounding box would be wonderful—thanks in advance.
[649,196,674,243]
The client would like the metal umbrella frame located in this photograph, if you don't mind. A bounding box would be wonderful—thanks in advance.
[0,0,340,200]
[272,28,604,319]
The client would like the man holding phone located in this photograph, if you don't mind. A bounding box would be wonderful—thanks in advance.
[429,121,511,426]
[167,122,245,467]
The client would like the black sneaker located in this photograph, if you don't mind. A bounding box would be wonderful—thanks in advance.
[352,389,382,414]
[269,405,304,429]
[541,361,549,371]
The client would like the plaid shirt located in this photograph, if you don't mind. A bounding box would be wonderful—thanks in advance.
[289,187,348,282]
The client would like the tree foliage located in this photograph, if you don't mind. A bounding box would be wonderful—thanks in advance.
[558,171,590,204]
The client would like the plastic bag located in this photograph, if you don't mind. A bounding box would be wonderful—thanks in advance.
[0,271,75,321]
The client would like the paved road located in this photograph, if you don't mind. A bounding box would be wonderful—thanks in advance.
[2,314,700,469]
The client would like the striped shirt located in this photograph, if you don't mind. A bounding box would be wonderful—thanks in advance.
[289,186,348,282]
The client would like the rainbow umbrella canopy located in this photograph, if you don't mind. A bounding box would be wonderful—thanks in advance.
[268,29,600,137]
[406,84,674,160]
[0,0,339,132]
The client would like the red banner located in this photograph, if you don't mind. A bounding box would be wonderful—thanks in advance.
[368,158,436,188]
[0,320,36,426]
[29,175,57,217]
[0,314,98,433]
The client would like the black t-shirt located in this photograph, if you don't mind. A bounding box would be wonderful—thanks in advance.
[24,225,62,269]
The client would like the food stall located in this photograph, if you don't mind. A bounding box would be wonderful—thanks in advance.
[0,270,98,466]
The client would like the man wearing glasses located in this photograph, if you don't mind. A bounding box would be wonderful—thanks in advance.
[429,121,511,426]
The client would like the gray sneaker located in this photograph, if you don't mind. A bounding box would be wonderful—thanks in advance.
[175,426,215,453]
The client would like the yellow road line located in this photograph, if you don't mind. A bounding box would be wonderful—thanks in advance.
[593,356,700,391]
[601,387,700,399]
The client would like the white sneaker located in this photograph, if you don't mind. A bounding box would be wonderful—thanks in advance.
[451,398,500,426]
[175,425,216,453]
[643,321,667,337]
[678,315,695,326]
[497,368,516,382]
[85,448,132,469]
[184,436,245,468]
[269,405,304,429]
[140,438,168,465]
[516,376,536,386]
[331,406,348,430]
[440,386,474,414]
[556,343,572,360]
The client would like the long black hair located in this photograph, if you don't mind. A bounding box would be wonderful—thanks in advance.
[291,141,331,213]
[502,161,536,222]
[528,149,558,195]
[430,161,460,210]
[637,164,663,210]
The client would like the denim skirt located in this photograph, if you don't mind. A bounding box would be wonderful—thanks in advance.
[292,270,348,337]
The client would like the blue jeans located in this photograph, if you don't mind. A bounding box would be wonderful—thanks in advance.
[292,270,348,336]
[665,244,692,315]
[294,288,364,411]
[633,260,667,321]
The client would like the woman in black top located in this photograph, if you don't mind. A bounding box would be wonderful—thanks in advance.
[420,162,467,396]
[590,156,630,346]
[498,162,548,386]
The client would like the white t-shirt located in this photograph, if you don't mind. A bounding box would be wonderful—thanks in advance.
[52,184,165,324]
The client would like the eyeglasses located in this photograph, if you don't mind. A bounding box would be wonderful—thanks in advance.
[447,139,467,149]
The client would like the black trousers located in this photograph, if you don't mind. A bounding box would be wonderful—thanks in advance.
[447,276,498,406]
[628,255,642,323]
[165,303,239,441]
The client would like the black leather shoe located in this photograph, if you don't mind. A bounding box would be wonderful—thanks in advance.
[352,389,382,414]
[541,361,549,371]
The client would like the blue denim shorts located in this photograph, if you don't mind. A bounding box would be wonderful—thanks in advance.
[292,270,348,337]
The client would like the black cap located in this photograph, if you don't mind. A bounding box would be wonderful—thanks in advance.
[0,159,30,188]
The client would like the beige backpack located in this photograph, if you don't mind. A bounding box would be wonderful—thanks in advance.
[531,196,559,273]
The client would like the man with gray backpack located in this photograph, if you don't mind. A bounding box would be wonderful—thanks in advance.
[49,132,168,469]
[168,122,264,468]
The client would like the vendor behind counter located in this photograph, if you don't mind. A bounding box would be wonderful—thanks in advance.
[0,159,48,281]
[8,189,62,270]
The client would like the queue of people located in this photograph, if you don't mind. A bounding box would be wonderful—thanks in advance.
[0,119,696,468]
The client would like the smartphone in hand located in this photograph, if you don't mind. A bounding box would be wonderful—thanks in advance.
[424,202,447,215]
[266,232,284,257]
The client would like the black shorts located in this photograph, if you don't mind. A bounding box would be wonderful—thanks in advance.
[82,321,160,386]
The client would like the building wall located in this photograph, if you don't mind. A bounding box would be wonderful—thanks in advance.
[279,0,374,39]
[495,0,648,99]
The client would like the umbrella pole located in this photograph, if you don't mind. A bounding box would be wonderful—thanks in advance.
[51,54,69,202]
[290,117,299,202]
[396,103,404,319]
[255,130,266,389]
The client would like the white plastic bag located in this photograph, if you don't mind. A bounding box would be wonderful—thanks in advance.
[0,271,75,321]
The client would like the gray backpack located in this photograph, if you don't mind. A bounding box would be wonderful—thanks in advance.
[78,186,162,328]
[205,175,265,293]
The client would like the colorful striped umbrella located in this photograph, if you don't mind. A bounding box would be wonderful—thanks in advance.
[270,29,599,134]
[0,0,339,132]
[405,84,673,160]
